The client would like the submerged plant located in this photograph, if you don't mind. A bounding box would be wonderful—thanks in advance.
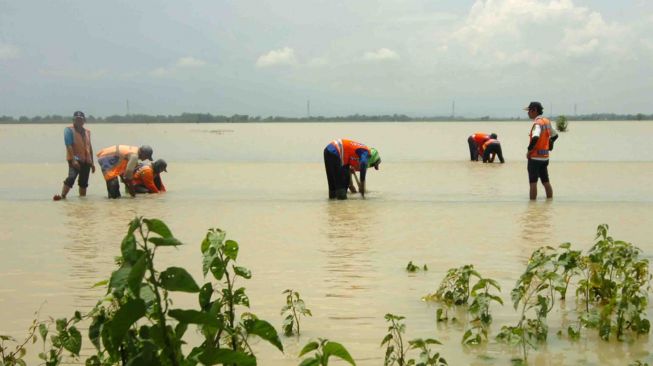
[497,246,562,363]
[575,224,651,341]
[281,289,312,336]
[555,115,568,132]
[298,338,356,366]
[406,261,428,273]
[381,314,446,366]
[463,278,503,345]
[424,265,480,322]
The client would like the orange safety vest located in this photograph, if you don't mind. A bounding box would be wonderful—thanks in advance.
[483,138,498,150]
[330,139,371,171]
[133,162,165,193]
[528,117,552,159]
[96,145,139,181]
[65,125,92,163]
[471,133,490,146]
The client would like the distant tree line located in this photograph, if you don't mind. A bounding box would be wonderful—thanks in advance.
[0,112,651,124]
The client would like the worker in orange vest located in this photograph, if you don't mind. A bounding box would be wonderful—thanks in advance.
[525,101,559,200]
[323,139,381,199]
[467,132,493,161]
[481,136,504,163]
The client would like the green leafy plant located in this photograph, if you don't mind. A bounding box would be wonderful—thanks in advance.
[298,338,356,366]
[281,289,312,336]
[83,218,283,366]
[424,265,480,322]
[575,225,651,341]
[406,261,428,273]
[381,314,446,366]
[463,278,503,345]
[497,247,562,363]
[555,115,568,132]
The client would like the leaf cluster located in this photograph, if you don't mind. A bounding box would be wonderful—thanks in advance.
[381,314,447,366]
[281,289,312,337]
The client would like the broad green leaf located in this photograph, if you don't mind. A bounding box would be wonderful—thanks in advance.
[128,254,147,297]
[168,309,220,327]
[39,323,48,341]
[91,280,108,288]
[160,267,200,293]
[149,237,183,247]
[298,341,319,356]
[233,287,250,307]
[198,348,256,366]
[88,314,104,351]
[127,217,140,236]
[199,283,213,309]
[120,234,138,264]
[245,319,283,352]
[209,258,226,281]
[62,326,82,355]
[109,264,131,293]
[299,358,321,366]
[224,240,239,260]
[143,218,173,238]
[109,298,146,348]
[234,266,252,279]
[323,341,356,366]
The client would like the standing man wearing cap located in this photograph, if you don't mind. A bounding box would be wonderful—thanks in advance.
[323,138,381,199]
[53,111,96,200]
[96,144,153,198]
[525,102,559,200]
[132,159,167,194]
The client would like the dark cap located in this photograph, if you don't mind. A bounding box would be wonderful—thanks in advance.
[490,133,497,139]
[73,111,85,119]
[139,145,153,161]
[524,101,543,112]
[153,159,167,173]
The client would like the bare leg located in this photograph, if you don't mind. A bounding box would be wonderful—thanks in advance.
[529,183,537,200]
[79,187,87,197]
[61,184,71,199]
[543,182,553,199]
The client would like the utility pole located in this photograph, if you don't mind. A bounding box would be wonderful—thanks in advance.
[126,99,130,116]
[307,99,311,118]
[452,100,456,119]
[574,103,577,116]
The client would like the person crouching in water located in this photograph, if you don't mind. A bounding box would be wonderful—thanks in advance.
[96,145,153,198]
[323,139,380,199]
[467,132,492,161]
[481,134,505,163]
[131,159,167,194]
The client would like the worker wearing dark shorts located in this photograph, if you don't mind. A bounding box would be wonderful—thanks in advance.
[524,101,558,200]
[482,139,505,163]
[527,159,549,183]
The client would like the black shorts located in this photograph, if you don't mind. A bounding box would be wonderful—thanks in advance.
[63,161,92,188]
[527,159,550,183]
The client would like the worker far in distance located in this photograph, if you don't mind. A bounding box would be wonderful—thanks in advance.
[467,132,504,164]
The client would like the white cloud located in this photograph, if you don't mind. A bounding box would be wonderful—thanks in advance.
[362,48,400,62]
[177,56,207,68]
[443,0,631,68]
[256,47,297,67]
[0,43,20,60]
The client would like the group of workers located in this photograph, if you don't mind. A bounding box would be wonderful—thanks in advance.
[53,111,167,200]
[53,100,558,202]
[325,101,559,201]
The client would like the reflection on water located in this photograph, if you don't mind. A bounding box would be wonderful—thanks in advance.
[320,201,378,301]
[519,201,554,253]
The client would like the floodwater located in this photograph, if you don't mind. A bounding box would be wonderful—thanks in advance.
[1,121,652,365]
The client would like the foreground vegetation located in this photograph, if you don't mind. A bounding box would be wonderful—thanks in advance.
[1,222,650,365]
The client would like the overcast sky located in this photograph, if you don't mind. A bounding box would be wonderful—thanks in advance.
[1,0,652,118]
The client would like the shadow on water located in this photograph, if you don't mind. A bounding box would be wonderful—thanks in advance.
[320,200,379,301]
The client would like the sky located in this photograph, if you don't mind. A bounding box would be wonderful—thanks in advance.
[1,0,652,118]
